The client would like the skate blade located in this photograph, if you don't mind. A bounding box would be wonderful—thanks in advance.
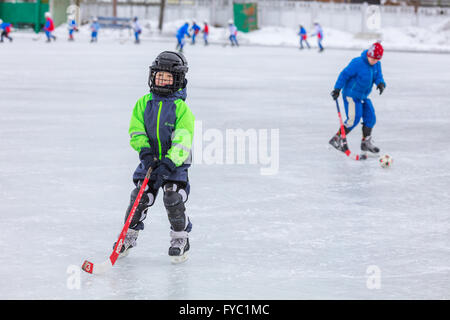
[361,151,379,158]
[170,253,188,264]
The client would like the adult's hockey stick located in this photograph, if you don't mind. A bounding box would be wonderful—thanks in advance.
[81,167,153,275]
[334,99,367,161]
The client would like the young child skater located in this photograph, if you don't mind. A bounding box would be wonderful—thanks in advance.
[202,20,209,46]
[190,19,201,45]
[43,12,56,42]
[329,42,386,156]
[0,19,13,43]
[67,15,78,41]
[228,20,239,47]
[132,17,142,44]
[298,24,310,50]
[117,51,195,264]
[90,17,100,43]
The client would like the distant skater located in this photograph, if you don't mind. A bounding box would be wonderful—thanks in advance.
[0,19,13,43]
[90,17,100,43]
[44,12,56,42]
[132,17,142,44]
[311,22,324,52]
[228,20,239,47]
[298,25,310,50]
[202,20,209,46]
[67,15,78,41]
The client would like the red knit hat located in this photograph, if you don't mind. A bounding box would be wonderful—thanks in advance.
[367,42,384,60]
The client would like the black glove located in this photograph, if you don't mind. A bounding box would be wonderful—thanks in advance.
[331,88,341,100]
[139,148,158,171]
[377,83,385,95]
[150,157,176,190]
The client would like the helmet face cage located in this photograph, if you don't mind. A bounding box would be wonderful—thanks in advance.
[148,51,188,96]
[149,67,185,96]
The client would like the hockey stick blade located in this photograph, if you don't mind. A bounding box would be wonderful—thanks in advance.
[82,259,112,275]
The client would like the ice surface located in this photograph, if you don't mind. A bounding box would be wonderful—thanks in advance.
[0,36,449,299]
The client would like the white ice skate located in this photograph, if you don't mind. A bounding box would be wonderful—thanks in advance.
[113,229,139,259]
[169,231,190,264]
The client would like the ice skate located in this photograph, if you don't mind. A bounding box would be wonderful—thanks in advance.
[169,231,190,264]
[113,229,139,258]
[361,136,380,154]
[329,134,345,152]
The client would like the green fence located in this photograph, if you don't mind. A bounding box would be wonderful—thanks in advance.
[233,2,258,33]
[0,0,49,33]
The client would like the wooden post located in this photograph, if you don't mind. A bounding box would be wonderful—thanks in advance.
[158,0,166,32]
[113,0,117,17]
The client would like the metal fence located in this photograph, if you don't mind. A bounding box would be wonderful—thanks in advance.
[77,0,450,32]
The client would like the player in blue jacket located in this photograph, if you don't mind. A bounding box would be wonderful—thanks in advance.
[298,25,310,49]
[190,20,201,45]
[176,22,190,52]
[90,17,100,43]
[0,19,13,42]
[329,42,386,155]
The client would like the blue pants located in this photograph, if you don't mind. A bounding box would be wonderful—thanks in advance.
[300,38,310,49]
[134,31,140,42]
[342,96,376,131]
[45,31,55,40]
[176,36,185,50]
[203,33,208,45]
[91,31,98,40]
[318,38,323,50]
[229,35,238,46]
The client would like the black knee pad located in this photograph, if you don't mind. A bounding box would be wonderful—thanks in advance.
[163,190,186,232]
[125,187,153,230]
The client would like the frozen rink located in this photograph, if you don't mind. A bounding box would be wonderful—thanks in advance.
[0,36,449,300]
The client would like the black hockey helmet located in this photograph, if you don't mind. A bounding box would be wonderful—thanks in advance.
[148,51,188,96]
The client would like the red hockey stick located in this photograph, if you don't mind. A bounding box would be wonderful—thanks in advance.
[81,167,153,274]
[334,100,367,161]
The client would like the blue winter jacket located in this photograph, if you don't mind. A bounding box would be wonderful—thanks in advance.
[334,50,386,100]
[0,22,11,31]
[298,27,307,36]
[177,23,190,39]
[130,86,194,184]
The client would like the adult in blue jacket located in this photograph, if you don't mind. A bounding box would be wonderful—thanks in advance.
[329,42,386,154]
[176,22,190,52]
